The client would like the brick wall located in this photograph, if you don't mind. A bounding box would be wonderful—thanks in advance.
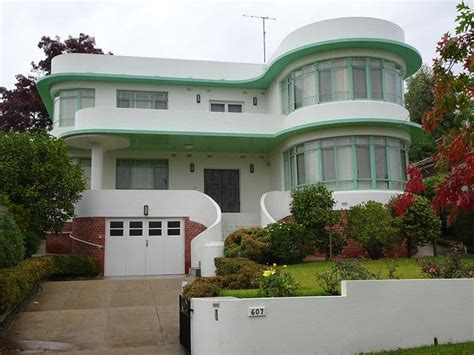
[184,218,207,273]
[71,217,106,272]
[46,222,73,254]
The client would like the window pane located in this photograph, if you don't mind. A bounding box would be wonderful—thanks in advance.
[135,99,150,109]
[401,150,407,181]
[322,148,335,181]
[333,67,348,101]
[371,65,383,100]
[110,229,124,236]
[60,97,76,126]
[353,66,368,99]
[290,155,296,188]
[375,147,387,179]
[318,69,332,102]
[294,77,303,109]
[357,146,371,179]
[282,83,289,114]
[117,99,131,108]
[168,229,180,236]
[303,73,315,100]
[385,70,396,103]
[390,147,402,181]
[228,104,242,113]
[149,221,162,228]
[154,100,167,109]
[304,149,319,185]
[210,103,225,112]
[154,166,168,189]
[131,166,154,189]
[110,221,123,228]
[149,229,162,236]
[81,97,94,109]
[116,166,131,189]
[168,221,180,228]
[336,146,353,180]
[284,152,291,190]
[296,154,305,186]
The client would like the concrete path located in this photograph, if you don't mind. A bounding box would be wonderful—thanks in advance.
[1,276,193,354]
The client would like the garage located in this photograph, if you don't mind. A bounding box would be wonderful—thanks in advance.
[105,218,184,276]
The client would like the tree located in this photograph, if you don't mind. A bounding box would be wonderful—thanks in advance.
[0,132,86,256]
[420,2,473,223]
[405,64,435,126]
[290,184,345,260]
[398,195,442,257]
[346,201,400,259]
[0,34,111,132]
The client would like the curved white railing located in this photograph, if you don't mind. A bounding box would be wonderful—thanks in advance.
[260,191,291,227]
[75,189,222,276]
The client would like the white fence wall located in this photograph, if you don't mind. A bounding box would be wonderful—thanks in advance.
[191,279,474,355]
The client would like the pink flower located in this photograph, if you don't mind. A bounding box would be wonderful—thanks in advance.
[429,267,437,273]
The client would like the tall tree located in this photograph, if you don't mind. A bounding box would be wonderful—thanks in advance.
[0,34,111,132]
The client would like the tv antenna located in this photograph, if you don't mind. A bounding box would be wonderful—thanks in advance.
[243,14,276,62]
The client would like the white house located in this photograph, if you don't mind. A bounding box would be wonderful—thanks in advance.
[38,17,423,277]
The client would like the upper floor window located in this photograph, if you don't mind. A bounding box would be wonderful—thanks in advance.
[117,90,168,109]
[210,101,243,113]
[283,136,408,192]
[54,89,95,127]
[116,159,168,190]
[281,57,404,114]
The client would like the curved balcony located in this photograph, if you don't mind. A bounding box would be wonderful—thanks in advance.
[75,189,222,276]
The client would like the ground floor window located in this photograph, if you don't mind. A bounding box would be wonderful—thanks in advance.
[283,136,408,191]
[116,159,169,190]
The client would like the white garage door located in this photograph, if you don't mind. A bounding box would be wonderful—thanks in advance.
[105,218,184,276]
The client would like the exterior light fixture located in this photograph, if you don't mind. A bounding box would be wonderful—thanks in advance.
[185,144,194,150]
[250,164,254,173]
[253,97,257,106]
[190,163,195,173]
[144,205,149,216]
[196,94,201,103]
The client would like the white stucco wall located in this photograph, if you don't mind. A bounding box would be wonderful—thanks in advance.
[191,279,474,355]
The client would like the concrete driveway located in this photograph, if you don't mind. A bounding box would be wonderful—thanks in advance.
[1,276,193,354]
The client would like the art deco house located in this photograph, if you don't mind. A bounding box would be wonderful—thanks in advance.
[38,17,423,277]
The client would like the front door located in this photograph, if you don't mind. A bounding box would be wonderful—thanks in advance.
[204,169,240,212]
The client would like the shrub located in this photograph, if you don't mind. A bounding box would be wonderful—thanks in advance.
[316,260,381,295]
[0,255,100,316]
[0,211,25,268]
[290,184,343,259]
[215,257,261,289]
[51,255,101,278]
[259,264,299,297]
[183,277,222,300]
[224,227,270,263]
[419,245,474,278]
[346,201,400,259]
[398,195,441,257]
[267,222,313,264]
[453,210,474,252]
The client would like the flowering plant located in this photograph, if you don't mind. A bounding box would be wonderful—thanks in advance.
[259,264,299,297]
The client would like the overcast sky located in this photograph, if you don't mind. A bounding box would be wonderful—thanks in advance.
[0,0,465,89]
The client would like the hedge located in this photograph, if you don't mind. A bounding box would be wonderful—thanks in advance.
[0,255,100,316]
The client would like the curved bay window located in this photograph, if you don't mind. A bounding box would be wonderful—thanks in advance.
[281,57,404,114]
[283,136,408,191]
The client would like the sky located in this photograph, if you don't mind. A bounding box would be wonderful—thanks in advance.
[0,0,467,89]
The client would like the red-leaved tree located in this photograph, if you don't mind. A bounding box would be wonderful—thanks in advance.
[0,34,111,132]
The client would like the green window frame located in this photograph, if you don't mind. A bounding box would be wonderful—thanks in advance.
[116,159,169,190]
[284,136,408,192]
[280,56,404,114]
[54,89,95,127]
[116,90,168,110]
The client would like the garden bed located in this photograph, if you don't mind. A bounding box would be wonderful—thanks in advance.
[219,257,474,298]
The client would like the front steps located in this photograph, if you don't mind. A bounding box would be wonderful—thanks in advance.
[221,213,260,239]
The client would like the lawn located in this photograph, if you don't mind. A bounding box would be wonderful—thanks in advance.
[219,257,474,298]
[364,341,474,354]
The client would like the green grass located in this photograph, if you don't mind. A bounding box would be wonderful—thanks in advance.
[219,257,474,298]
[364,341,474,354]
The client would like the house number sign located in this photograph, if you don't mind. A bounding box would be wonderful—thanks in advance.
[248,306,266,317]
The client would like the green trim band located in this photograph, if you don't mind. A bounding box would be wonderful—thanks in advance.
[37,38,422,115]
[58,117,426,153]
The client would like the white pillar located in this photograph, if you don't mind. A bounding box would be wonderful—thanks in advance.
[90,143,104,190]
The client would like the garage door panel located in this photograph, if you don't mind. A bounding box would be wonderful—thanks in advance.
[164,220,184,274]
[146,220,165,275]
[126,221,146,276]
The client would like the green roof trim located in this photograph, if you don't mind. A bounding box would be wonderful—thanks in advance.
[37,38,422,116]
[58,118,426,153]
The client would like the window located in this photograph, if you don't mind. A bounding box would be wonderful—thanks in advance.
[117,90,168,109]
[210,102,243,113]
[281,57,404,114]
[129,221,143,236]
[71,158,91,189]
[109,221,124,236]
[54,89,95,127]
[284,136,408,191]
[167,221,181,236]
[116,159,168,190]
[148,221,162,236]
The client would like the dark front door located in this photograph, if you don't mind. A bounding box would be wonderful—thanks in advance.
[204,169,240,212]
